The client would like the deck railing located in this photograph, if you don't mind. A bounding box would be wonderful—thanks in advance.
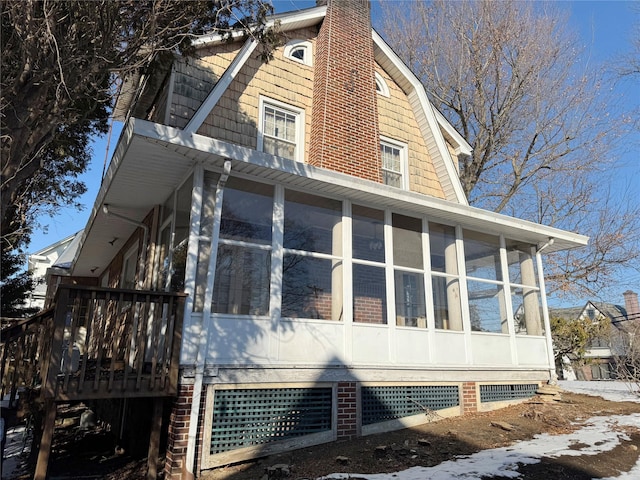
[0,285,186,402]
[1,308,54,403]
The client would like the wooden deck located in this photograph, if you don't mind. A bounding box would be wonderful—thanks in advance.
[1,285,186,403]
[0,285,186,479]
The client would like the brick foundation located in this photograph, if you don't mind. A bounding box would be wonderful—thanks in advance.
[462,382,478,414]
[336,381,358,439]
[164,384,194,480]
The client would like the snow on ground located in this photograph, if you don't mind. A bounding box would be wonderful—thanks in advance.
[559,380,640,403]
[319,381,640,480]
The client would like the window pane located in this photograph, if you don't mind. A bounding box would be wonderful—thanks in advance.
[381,144,401,172]
[381,170,402,188]
[394,271,426,328]
[511,286,543,335]
[282,255,341,320]
[291,47,305,61]
[392,214,422,269]
[263,104,297,161]
[506,239,538,287]
[122,248,138,289]
[284,191,342,255]
[213,245,270,315]
[467,280,508,333]
[431,275,463,331]
[352,204,385,262]
[429,223,457,274]
[353,264,387,324]
[220,178,273,244]
[263,137,296,160]
[464,230,502,281]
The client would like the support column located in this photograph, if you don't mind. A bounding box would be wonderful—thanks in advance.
[34,400,57,480]
[445,234,462,330]
[336,382,358,439]
[147,398,164,480]
[521,251,542,335]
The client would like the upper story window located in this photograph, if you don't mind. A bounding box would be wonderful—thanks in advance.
[375,72,390,97]
[380,137,408,189]
[284,40,313,66]
[258,97,305,162]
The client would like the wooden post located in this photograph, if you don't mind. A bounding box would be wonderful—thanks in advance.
[147,398,164,480]
[34,400,57,480]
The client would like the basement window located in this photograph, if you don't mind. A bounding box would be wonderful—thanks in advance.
[284,40,313,66]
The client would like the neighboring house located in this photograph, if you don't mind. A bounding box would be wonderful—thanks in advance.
[9,2,591,479]
[25,231,82,310]
[551,291,640,381]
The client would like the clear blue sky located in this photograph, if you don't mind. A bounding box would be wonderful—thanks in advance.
[28,0,639,305]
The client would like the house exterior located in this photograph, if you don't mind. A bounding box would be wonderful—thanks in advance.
[25,230,82,310]
[551,291,640,381]
[41,1,589,478]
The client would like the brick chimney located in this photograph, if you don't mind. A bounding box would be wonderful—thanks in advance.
[624,290,639,319]
[309,0,382,182]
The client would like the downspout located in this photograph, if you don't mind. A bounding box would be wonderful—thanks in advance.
[535,238,556,384]
[102,204,149,288]
[185,160,231,479]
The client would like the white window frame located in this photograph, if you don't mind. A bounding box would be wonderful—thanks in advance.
[375,71,390,97]
[284,39,313,66]
[258,97,305,163]
[380,136,408,190]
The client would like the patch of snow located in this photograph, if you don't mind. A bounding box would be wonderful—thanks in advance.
[319,381,640,480]
[559,380,640,403]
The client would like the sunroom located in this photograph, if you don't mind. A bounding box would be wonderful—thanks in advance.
[73,120,588,372]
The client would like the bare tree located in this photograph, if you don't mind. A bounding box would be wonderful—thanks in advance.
[381,0,639,297]
[1,0,277,251]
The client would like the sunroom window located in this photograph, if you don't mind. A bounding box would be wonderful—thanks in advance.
[259,98,304,162]
[393,214,426,328]
[463,230,507,333]
[352,205,387,324]
[506,239,543,335]
[212,178,273,315]
[429,222,463,331]
[282,190,343,320]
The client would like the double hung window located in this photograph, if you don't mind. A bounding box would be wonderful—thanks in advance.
[380,138,407,189]
[259,98,304,162]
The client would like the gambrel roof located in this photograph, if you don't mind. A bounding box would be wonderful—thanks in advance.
[72,6,588,277]
[115,4,471,204]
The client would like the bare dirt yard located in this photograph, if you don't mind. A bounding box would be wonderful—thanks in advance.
[6,389,640,479]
